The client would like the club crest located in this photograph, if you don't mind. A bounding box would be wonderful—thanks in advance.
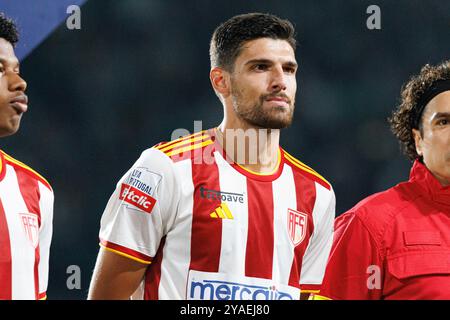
[287,208,308,246]
[19,213,39,248]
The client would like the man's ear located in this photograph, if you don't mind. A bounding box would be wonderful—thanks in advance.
[412,128,423,157]
[210,67,230,99]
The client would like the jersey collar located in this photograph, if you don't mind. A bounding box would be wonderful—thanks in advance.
[409,160,450,207]
[208,128,284,182]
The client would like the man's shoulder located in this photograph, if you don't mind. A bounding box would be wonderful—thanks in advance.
[150,130,214,164]
[282,149,332,191]
[133,130,214,180]
[351,182,412,217]
[1,151,52,192]
[340,181,413,238]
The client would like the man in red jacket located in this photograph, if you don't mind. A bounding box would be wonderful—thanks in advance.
[314,60,450,300]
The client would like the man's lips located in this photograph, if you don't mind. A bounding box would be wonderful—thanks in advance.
[266,97,289,103]
[10,95,28,114]
[265,96,290,107]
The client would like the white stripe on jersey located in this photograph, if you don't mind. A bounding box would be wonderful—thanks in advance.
[158,158,194,299]
[214,151,249,277]
[300,183,335,285]
[1,164,36,299]
[271,165,297,285]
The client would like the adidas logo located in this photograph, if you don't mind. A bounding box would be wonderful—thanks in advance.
[210,203,234,220]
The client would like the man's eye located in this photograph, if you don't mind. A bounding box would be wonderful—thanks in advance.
[437,119,448,126]
[284,67,296,74]
[254,64,268,71]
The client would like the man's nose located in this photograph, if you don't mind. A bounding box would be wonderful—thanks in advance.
[8,73,27,93]
[270,66,287,92]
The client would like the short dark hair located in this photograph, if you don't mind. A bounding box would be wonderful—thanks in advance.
[210,13,296,72]
[389,60,450,161]
[0,13,19,46]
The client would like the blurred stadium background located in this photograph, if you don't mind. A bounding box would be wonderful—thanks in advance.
[1,0,449,299]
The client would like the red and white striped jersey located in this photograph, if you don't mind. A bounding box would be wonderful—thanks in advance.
[0,150,53,300]
[99,129,335,300]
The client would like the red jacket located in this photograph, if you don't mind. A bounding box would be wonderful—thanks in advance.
[315,161,450,300]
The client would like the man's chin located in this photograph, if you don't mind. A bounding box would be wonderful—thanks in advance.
[0,125,20,138]
[237,107,294,129]
[249,118,292,129]
[266,122,292,129]
[262,108,293,128]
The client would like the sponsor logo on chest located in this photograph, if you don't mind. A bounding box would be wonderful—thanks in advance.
[200,186,245,204]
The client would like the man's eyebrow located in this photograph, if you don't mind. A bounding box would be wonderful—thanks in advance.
[244,59,298,68]
[244,59,272,66]
[431,112,450,120]
[0,57,20,68]
[283,61,298,68]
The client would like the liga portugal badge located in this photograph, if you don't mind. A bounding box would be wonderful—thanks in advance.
[19,213,39,248]
[288,209,308,246]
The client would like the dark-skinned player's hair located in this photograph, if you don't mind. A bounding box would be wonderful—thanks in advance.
[0,13,19,46]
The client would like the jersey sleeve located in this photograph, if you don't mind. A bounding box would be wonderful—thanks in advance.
[38,182,54,300]
[99,148,180,265]
[299,185,336,293]
[312,212,383,300]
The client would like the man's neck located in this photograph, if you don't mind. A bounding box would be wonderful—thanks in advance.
[432,171,450,187]
[422,160,450,187]
[216,120,281,175]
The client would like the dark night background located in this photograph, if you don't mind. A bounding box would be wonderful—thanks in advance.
[1,0,449,299]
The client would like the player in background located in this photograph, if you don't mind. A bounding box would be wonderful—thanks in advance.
[0,13,54,300]
[88,13,335,300]
[313,60,450,300]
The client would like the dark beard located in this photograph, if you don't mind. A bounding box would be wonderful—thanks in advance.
[231,90,294,129]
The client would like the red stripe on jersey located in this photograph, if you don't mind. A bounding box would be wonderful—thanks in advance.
[15,169,41,300]
[300,283,321,291]
[99,239,153,264]
[33,244,40,300]
[245,179,274,279]
[190,155,222,272]
[37,292,47,300]
[0,199,12,299]
[144,236,166,300]
[15,169,41,225]
[289,169,316,288]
